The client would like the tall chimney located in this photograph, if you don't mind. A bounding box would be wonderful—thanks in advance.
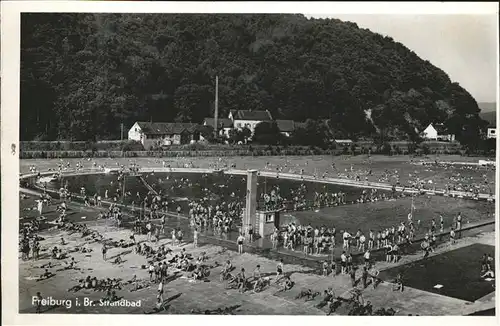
[214,75,218,138]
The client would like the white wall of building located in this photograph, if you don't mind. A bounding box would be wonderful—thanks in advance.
[233,120,263,134]
[128,122,144,145]
[487,128,496,139]
[423,124,438,140]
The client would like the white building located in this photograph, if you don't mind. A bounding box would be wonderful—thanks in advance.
[228,110,273,135]
[422,123,455,142]
[128,121,199,149]
[487,127,496,139]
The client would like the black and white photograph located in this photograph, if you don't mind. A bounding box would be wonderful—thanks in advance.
[2,1,499,322]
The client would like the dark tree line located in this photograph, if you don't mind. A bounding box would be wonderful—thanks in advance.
[21,13,487,149]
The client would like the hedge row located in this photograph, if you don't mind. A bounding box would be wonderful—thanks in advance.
[20,146,467,159]
[21,140,462,152]
[21,148,338,159]
[20,140,144,151]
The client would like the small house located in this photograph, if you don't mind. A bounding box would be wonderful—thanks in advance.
[128,122,199,149]
[229,110,273,134]
[422,123,455,142]
[487,127,496,139]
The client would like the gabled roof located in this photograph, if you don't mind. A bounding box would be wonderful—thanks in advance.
[135,122,198,135]
[433,123,449,134]
[232,110,273,121]
[204,118,233,128]
[275,119,297,132]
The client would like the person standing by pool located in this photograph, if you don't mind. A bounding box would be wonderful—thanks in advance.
[346,253,353,273]
[363,250,371,269]
[302,234,309,255]
[176,228,183,246]
[193,228,198,248]
[381,229,387,247]
[160,215,166,234]
[456,212,462,238]
[340,251,347,274]
[385,242,392,262]
[359,233,366,252]
[275,259,284,284]
[237,233,245,254]
[355,229,361,248]
[146,222,152,242]
[102,244,107,261]
[171,229,177,246]
[271,229,278,249]
[343,230,351,251]
[37,199,43,216]
[368,230,374,250]
[392,243,399,263]
[248,224,254,243]
[430,219,436,234]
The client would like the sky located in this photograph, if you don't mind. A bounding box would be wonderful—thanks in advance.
[308,14,498,104]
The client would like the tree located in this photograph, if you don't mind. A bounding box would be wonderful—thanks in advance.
[20,13,486,143]
[228,127,251,144]
[199,125,215,143]
[253,121,282,145]
[240,127,252,143]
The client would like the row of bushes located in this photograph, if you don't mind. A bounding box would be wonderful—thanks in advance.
[20,146,469,159]
[21,148,339,159]
[20,140,145,151]
[21,139,463,152]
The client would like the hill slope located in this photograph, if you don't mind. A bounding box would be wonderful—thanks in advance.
[479,102,497,113]
[21,13,486,146]
[479,111,496,127]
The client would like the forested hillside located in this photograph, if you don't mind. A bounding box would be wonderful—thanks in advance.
[21,13,486,147]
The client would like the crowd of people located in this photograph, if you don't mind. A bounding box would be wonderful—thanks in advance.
[20,157,495,315]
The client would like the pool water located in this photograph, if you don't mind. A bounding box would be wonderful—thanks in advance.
[41,172,493,237]
[378,243,495,302]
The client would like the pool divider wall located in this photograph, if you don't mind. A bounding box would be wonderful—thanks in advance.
[243,170,258,237]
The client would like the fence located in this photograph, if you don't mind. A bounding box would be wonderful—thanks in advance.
[20,148,343,159]
[19,140,468,159]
